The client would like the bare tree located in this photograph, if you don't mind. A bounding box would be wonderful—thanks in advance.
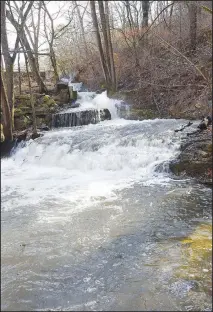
[142,1,150,27]
[73,1,89,57]
[105,1,116,90]
[1,59,13,141]
[90,0,110,86]
[188,1,197,54]
[98,1,111,81]
[6,4,48,93]
[23,52,37,136]
[1,0,34,124]
[42,1,59,82]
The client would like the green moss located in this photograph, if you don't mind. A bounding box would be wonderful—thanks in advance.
[23,115,31,126]
[175,224,212,282]
[42,95,56,107]
[43,95,50,102]
[207,143,212,153]
[14,108,24,116]
[15,94,31,100]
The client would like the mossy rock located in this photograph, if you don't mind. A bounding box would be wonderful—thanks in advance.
[14,107,33,117]
[130,108,158,119]
[175,224,212,284]
[15,94,31,100]
[14,115,32,131]
[42,95,56,107]
[207,143,212,154]
[1,124,5,142]
[43,95,50,102]
[14,107,25,117]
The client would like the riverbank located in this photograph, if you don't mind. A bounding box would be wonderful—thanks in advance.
[170,126,212,186]
[1,90,212,188]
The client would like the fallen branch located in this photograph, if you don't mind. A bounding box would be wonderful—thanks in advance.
[175,121,193,132]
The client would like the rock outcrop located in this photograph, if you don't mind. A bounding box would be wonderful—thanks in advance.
[52,108,111,128]
[170,128,212,185]
[14,94,58,131]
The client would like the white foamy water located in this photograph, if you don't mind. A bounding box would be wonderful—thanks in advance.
[68,82,83,91]
[1,117,183,217]
[2,94,212,311]
[63,91,119,119]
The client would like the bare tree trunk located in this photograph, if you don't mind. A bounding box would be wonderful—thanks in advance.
[18,46,22,94]
[169,3,174,28]
[1,1,14,118]
[6,10,48,94]
[24,53,37,135]
[189,1,197,54]
[105,1,117,91]
[73,1,96,76]
[1,65,13,141]
[98,1,111,80]
[124,1,140,67]
[74,1,89,56]
[43,2,59,83]
[20,32,48,93]
[90,0,110,86]
[142,0,150,27]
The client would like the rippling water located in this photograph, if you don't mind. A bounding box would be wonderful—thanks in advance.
[1,94,212,311]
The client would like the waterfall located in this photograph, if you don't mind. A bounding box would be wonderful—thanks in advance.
[52,91,126,128]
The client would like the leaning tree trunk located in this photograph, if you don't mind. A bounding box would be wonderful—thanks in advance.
[50,46,59,82]
[90,0,110,87]
[0,68,13,141]
[20,33,48,93]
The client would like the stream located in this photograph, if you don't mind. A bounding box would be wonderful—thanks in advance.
[1,92,212,311]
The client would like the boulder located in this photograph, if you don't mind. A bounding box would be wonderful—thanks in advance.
[170,130,212,185]
[100,109,111,121]
[70,102,80,108]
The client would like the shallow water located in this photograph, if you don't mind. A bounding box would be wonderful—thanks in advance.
[1,95,212,311]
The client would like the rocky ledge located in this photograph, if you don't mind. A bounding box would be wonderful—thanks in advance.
[170,127,212,186]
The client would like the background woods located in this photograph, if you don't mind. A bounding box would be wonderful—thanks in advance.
[1,0,212,141]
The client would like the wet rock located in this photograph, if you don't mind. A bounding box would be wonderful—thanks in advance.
[13,129,43,142]
[52,110,99,128]
[100,109,111,121]
[70,102,80,108]
[170,130,212,185]
[13,129,28,142]
[38,124,49,131]
[1,140,17,158]
[96,88,107,94]
[28,132,42,140]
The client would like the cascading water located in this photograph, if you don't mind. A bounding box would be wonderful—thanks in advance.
[52,91,123,128]
[1,92,212,311]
